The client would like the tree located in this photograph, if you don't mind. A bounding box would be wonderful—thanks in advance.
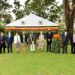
[12,0,24,20]
[0,0,12,24]
[0,21,5,32]
[63,0,75,53]
[24,0,62,22]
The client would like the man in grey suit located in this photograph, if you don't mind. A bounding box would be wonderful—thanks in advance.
[0,35,2,53]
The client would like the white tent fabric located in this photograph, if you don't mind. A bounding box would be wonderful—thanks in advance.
[6,14,58,27]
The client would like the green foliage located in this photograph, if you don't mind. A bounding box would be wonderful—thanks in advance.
[58,23,66,35]
[47,2,62,22]
[0,0,12,24]
[0,21,5,31]
[12,0,24,20]
[0,25,5,32]
[0,0,63,23]
[0,0,12,10]
[0,27,5,32]
[24,0,62,22]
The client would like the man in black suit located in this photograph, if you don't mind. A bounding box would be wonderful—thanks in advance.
[46,31,53,52]
[6,31,13,53]
[0,32,6,53]
[62,30,68,53]
[0,35,2,53]
[21,32,27,45]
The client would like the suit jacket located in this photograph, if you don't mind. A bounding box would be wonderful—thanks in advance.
[0,36,2,47]
[62,32,68,44]
[46,32,53,44]
[6,34,13,44]
[21,34,27,43]
[0,35,6,47]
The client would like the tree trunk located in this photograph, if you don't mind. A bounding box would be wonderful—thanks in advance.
[63,0,75,53]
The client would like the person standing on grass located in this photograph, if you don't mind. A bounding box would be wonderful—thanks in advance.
[14,32,21,53]
[62,29,68,53]
[0,32,6,53]
[6,31,13,53]
[0,34,2,53]
[38,31,44,51]
[31,32,36,44]
[21,32,27,53]
[46,31,53,52]
[29,33,35,52]
[52,30,61,53]
[72,33,75,54]
[21,32,27,46]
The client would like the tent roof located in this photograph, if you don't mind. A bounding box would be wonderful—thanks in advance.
[6,14,58,27]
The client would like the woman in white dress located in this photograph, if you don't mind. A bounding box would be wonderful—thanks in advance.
[14,33,21,53]
[38,32,44,50]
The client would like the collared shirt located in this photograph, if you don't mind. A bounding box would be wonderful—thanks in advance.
[73,34,75,43]
[8,34,11,38]
[65,32,67,36]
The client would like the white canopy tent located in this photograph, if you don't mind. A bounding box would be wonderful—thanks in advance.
[6,14,58,31]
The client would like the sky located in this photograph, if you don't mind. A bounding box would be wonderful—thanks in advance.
[7,0,26,6]
[56,0,63,5]
[7,0,63,20]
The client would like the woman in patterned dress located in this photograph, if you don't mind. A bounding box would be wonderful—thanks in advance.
[52,30,61,53]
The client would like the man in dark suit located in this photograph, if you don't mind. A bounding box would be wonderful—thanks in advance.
[46,31,53,52]
[6,31,13,53]
[21,32,27,45]
[0,35,2,53]
[62,30,68,53]
[0,32,6,53]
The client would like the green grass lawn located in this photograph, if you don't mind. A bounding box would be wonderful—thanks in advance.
[0,44,75,75]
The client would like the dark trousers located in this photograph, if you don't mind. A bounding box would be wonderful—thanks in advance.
[47,43,51,52]
[0,47,2,53]
[62,43,68,53]
[7,44,12,53]
[72,43,75,53]
[1,46,5,53]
